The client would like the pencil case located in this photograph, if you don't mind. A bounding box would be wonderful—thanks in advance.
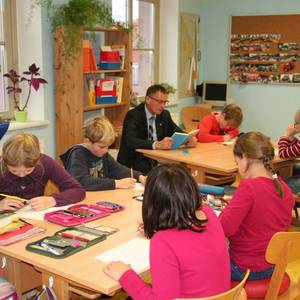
[44,204,111,226]
[95,201,124,212]
[26,227,106,258]
[198,184,225,196]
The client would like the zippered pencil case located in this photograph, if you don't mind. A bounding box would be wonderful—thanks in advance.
[44,204,110,226]
[26,227,106,258]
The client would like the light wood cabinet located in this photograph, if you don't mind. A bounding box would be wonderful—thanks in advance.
[55,27,132,157]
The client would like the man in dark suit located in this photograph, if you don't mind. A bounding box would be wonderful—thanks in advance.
[117,84,197,174]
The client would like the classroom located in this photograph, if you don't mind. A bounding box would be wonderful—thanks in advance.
[0,0,300,299]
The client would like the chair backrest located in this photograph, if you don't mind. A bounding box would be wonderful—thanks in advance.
[174,269,250,300]
[181,104,212,132]
[264,231,300,300]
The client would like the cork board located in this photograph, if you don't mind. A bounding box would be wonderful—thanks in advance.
[230,14,300,84]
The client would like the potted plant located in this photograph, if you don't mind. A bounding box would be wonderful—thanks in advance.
[3,63,48,122]
[159,82,177,95]
[33,0,120,60]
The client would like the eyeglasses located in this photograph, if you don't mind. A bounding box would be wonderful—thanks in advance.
[149,96,169,105]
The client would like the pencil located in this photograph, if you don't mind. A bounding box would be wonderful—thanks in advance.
[0,193,30,203]
[130,168,133,179]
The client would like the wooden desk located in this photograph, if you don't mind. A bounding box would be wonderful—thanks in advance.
[137,143,294,184]
[0,189,144,299]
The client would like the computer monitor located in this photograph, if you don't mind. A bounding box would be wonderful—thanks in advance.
[202,81,229,108]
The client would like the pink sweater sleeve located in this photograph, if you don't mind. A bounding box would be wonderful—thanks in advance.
[219,181,253,237]
[119,237,180,300]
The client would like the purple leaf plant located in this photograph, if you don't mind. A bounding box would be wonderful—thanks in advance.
[3,63,48,111]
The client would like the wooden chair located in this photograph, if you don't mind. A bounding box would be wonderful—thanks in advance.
[233,232,300,300]
[181,104,212,132]
[174,269,249,300]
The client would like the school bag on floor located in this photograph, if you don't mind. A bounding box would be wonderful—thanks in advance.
[0,277,18,300]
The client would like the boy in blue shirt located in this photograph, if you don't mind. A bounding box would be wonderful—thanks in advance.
[61,116,146,191]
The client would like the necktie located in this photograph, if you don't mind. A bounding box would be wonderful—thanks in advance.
[148,116,155,141]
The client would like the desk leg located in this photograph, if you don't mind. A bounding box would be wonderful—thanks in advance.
[1,255,41,298]
[3,256,23,298]
[41,272,70,300]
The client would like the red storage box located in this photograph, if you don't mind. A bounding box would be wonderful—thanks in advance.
[96,79,117,97]
[100,51,121,62]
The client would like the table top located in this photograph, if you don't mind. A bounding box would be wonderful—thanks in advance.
[0,189,144,295]
[137,142,291,174]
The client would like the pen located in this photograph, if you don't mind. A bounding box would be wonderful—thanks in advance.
[0,193,30,203]
[131,168,133,179]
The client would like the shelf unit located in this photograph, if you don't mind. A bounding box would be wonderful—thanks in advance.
[55,27,132,157]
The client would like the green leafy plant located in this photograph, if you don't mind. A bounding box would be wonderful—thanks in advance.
[33,0,116,59]
[3,64,48,111]
[159,83,177,95]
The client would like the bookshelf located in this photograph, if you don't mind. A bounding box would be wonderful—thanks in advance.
[55,27,132,157]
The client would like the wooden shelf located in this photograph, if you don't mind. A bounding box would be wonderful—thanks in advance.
[55,27,132,157]
[84,102,127,111]
[84,69,127,75]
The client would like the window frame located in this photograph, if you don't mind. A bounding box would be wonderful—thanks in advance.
[0,0,17,119]
[129,0,159,99]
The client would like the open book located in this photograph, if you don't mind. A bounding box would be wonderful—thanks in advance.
[171,129,199,149]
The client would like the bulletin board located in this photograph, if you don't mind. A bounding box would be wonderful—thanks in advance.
[230,14,300,84]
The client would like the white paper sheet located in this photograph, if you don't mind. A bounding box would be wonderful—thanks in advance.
[135,183,145,190]
[16,204,71,221]
[95,237,150,273]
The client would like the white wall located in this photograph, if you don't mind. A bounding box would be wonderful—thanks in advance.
[16,1,45,121]
[183,0,300,140]
[159,0,179,100]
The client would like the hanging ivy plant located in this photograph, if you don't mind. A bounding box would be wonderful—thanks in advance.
[33,0,116,59]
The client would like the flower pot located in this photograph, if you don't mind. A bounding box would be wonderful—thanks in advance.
[14,110,28,122]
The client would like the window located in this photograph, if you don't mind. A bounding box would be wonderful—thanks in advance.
[0,0,17,118]
[112,0,159,98]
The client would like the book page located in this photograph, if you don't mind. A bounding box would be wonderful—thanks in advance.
[16,204,71,221]
[95,237,150,273]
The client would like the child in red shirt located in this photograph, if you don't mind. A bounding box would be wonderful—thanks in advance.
[197,103,243,142]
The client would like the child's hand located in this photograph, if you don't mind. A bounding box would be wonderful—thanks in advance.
[29,196,56,211]
[115,178,136,189]
[137,222,145,236]
[284,124,298,139]
[139,175,147,185]
[0,198,25,211]
[103,261,131,281]
[223,134,232,142]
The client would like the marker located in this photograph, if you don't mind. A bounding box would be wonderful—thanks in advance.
[0,193,30,203]
[131,168,133,179]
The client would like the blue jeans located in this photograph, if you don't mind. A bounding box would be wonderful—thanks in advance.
[231,260,274,281]
[286,175,300,195]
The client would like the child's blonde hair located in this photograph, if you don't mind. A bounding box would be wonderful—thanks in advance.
[83,116,116,145]
[222,104,243,127]
[1,133,41,172]
[233,131,283,197]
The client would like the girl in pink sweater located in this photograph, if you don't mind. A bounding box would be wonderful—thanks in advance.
[220,132,294,281]
[103,164,230,300]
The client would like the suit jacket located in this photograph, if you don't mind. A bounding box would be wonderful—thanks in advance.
[117,103,182,174]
